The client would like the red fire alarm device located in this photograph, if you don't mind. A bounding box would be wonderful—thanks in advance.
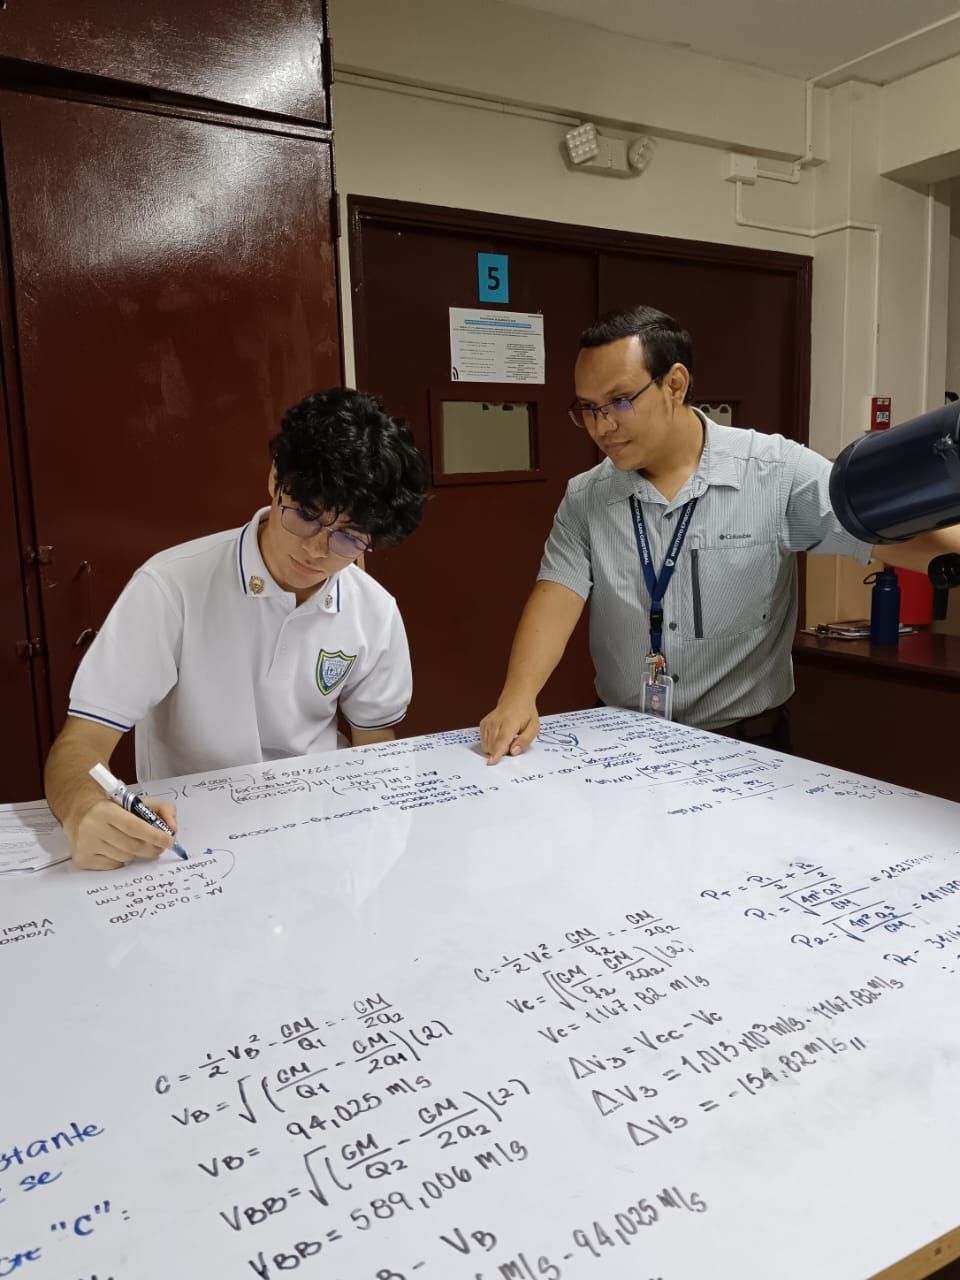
[870,396,892,431]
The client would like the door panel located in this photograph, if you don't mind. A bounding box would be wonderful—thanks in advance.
[0,383,42,800]
[598,250,811,627]
[0,0,329,123]
[354,219,599,735]
[3,92,341,771]
[352,203,812,738]
[599,252,810,441]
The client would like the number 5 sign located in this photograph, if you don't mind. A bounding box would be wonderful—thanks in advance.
[478,253,509,304]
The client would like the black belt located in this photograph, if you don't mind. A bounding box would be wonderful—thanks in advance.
[716,704,788,739]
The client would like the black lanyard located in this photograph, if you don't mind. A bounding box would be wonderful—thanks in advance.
[629,494,698,655]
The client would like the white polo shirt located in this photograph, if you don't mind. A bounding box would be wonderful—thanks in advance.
[69,509,412,781]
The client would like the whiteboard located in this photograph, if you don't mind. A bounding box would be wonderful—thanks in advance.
[3,707,960,1280]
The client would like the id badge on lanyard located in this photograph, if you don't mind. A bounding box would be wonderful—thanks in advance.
[629,494,698,719]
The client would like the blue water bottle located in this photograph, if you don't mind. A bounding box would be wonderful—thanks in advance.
[866,567,900,645]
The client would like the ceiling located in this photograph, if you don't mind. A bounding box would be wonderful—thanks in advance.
[499,0,960,85]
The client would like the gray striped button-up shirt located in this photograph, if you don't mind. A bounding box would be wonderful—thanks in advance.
[538,415,872,729]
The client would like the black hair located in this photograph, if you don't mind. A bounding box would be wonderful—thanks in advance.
[269,388,429,547]
[580,305,694,402]
[946,391,959,404]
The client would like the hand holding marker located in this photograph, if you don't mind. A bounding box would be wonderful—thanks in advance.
[89,763,188,860]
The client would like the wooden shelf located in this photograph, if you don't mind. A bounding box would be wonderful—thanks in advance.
[794,629,960,682]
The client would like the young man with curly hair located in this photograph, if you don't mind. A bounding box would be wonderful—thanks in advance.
[45,388,429,871]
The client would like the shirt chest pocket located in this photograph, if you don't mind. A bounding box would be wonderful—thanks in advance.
[687,541,781,638]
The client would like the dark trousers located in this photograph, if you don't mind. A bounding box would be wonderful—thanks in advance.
[595,699,792,754]
[714,705,792,753]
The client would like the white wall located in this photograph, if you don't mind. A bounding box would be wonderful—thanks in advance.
[880,50,960,184]
[330,0,958,624]
[334,77,942,447]
[334,80,820,391]
[810,82,950,458]
[333,0,817,161]
[948,195,960,396]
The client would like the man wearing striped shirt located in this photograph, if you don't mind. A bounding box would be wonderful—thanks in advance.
[480,305,960,763]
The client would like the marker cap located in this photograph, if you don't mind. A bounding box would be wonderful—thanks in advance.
[89,763,122,794]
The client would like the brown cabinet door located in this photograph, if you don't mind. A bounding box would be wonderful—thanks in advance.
[352,214,599,736]
[0,395,43,800]
[0,0,329,122]
[599,250,811,441]
[2,91,340,776]
[352,204,813,738]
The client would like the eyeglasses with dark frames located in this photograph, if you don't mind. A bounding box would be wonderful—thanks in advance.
[568,377,660,430]
[278,502,371,558]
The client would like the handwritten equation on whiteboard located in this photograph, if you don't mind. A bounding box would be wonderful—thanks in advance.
[2,707,960,1280]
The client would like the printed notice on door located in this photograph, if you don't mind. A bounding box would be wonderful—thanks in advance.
[449,308,545,383]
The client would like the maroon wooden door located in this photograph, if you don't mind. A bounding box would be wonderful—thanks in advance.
[1,90,340,793]
[0,369,43,799]
[351,201,813,740]
[0,0,329,122]
[351,204,599,735]
[599,250,811,441]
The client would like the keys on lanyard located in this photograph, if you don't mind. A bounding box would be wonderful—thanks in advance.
[630,494,698,719]
[645,651,667,683]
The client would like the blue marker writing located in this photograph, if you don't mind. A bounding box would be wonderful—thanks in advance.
[89,763,188,860]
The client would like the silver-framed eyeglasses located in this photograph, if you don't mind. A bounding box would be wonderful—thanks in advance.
[278,503,371,558]
[568,377,660,430]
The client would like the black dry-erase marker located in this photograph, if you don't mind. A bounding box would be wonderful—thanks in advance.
[89,763,188,859]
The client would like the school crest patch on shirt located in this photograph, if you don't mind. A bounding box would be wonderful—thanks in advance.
[316,649,356,695]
